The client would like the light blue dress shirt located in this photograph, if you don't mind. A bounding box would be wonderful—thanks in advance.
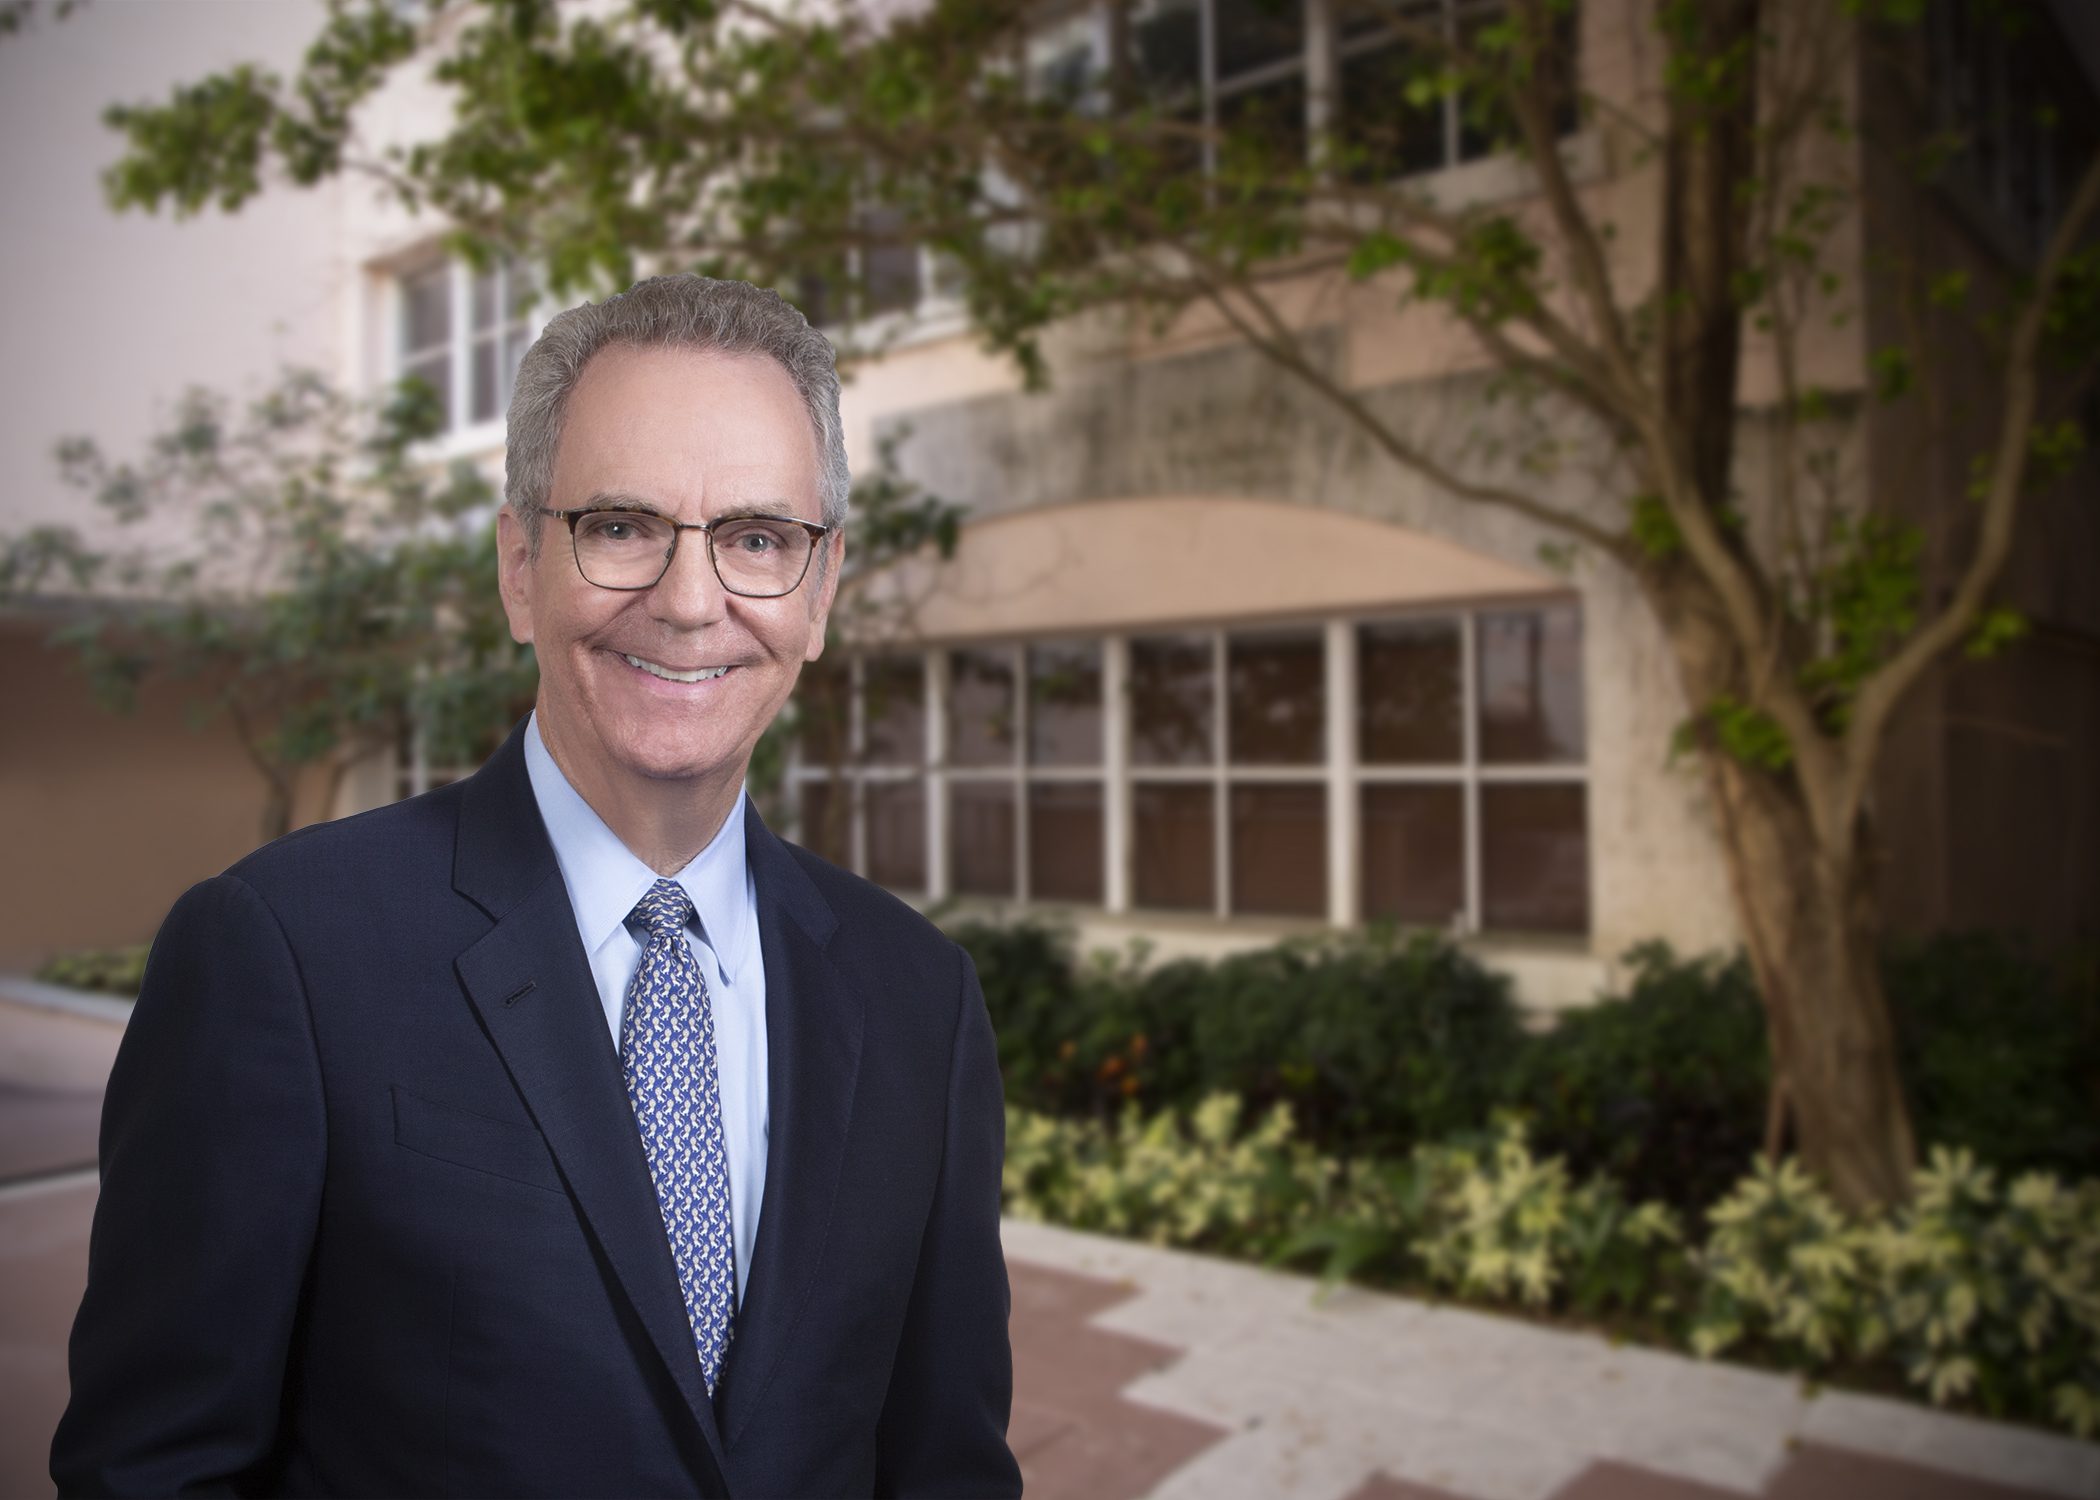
[523,714,768,1308]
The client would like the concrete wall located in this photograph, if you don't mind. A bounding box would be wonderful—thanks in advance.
[0,616,278,970]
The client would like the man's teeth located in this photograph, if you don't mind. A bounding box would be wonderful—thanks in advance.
[623,655,729,684]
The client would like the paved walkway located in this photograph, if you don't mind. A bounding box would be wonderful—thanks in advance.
[1003,1218,2100,1500]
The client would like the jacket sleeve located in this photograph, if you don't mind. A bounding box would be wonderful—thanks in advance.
[871,951,1023,1499]
[51,875,328,1499]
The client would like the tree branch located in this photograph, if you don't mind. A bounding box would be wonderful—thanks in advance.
[1837,148,2100,829]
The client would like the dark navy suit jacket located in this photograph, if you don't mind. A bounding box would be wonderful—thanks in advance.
[52,724,1020,1499]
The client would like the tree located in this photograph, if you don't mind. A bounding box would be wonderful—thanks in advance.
[93,0,2100,1207]
[0,372,537,839]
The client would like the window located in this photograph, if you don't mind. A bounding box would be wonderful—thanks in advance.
[392,259,539,435]
[790,602,1589,935]
[1099,0,1576,175]
[1926,0,2100,262]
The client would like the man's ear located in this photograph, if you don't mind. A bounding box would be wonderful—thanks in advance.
[804,530,844,662]
[497,507,537,646]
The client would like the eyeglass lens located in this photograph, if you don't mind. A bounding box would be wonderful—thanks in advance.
[571,512,815,597]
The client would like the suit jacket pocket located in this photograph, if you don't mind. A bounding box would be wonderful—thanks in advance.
[393,1086,566,1195]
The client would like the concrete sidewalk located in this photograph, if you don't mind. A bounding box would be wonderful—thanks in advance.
[1002,1217,2100,1500]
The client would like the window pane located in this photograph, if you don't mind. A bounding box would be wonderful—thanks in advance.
[1481,784,1588,934]
[796,658,850,766]
[1340,41,1447,181]
[866,780,926,891]
[1132,0,1201,97]
[799,780,848,866]
[1135,783,1214,910]
[865,655,925,766]
[1359,619,1461,763]
[1131,633,1213,767]
[1230,783,1326,916]
[1029,639,1102,766]
[1029,782,1103,904]
[1215,0,1301,80]
[470,336,499,424]
[950,781,1017,896]
[471,268,498,332]
[1229,627,1324,765]
[401,267,451,354]
[402,353,452,430]
[948,649,1016,767]
[1478,606,1585,763]
[1361,784,1463,926]
[863,209,922,314]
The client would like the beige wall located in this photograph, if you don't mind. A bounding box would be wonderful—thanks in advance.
[0,617,285,971]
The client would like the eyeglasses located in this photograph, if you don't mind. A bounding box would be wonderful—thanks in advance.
[552,508,832,598]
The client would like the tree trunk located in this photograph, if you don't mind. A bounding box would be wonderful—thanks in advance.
[1648,566,1917,1210]
[1704,746,1917,1209]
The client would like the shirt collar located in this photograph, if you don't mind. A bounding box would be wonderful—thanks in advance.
[523,713,755,981]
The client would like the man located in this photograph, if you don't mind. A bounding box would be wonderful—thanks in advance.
[52,276,1022,1499]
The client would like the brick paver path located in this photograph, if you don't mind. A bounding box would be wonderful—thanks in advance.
[0,1169,93,1500]
[1005,1217,2100,1500]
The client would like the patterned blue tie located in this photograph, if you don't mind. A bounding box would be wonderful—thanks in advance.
[622,878,737,1395]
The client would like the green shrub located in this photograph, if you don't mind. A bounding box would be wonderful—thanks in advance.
[1886,935,2100,1179]
[1003,1094,1333,1255]
[968,920,2100,1215]
[1691,1147,2100,1435]
[961,920,1525,1155]
[1003,1096,2100,1438]
[36,943,150,996]
[1511,943,1769,1214]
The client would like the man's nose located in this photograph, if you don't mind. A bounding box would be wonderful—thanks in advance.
[647,529,729,627]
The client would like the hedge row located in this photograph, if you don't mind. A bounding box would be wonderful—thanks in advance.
[959,920,2100,1213]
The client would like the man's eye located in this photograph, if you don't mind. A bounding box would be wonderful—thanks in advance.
[722,523,787,553]
[585,515,653,543]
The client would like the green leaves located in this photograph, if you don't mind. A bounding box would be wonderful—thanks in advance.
[101,1,417,217]
[1627,494,1683,560]
[1963,604,2028,661]
[103,66,282,216]
[1799,513,1923,720]
[0,371,535,838]
[1679,693,1797,773]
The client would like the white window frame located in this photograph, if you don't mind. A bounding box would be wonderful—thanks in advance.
[383,256,547,461]
[789,599,1590,936]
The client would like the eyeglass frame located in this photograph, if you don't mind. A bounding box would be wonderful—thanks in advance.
[550,506,834,599]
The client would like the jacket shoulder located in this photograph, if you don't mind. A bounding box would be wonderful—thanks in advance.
[223,781,467,899]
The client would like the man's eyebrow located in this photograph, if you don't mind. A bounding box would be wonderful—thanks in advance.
[576,493,670,517]
[708,502,806,521]
[572,496,810,522]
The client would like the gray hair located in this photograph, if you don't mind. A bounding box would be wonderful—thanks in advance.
[505,275,851,550]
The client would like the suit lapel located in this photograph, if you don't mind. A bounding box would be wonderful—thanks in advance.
[450,726,731,1479]
[719,806,860,1450]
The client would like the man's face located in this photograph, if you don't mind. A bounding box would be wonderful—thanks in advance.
[499,344,840,794]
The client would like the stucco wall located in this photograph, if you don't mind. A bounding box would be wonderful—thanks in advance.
[0,618,273,970]
[851,335,1742,962]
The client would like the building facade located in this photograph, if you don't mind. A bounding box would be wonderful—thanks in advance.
[29,0,2077,994]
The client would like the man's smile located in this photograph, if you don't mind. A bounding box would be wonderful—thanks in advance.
[620,652,732,684]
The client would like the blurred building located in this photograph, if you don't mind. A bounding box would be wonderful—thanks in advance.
[8,0,2097,997]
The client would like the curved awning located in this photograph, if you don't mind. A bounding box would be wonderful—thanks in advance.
[845,493,1567,644]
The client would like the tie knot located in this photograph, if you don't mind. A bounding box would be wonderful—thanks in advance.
[629,878,695,942]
